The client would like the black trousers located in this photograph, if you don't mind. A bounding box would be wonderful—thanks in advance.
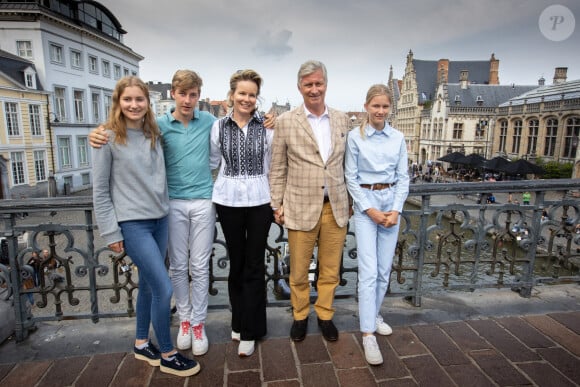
[216,203,273,340]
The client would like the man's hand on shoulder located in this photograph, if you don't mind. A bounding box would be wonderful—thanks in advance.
[89,125,109,148]
[264,112,277,129]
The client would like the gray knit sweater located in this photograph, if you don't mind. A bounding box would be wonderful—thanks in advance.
[92,128,169,246]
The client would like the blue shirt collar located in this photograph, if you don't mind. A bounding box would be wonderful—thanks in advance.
[364,123,392,137]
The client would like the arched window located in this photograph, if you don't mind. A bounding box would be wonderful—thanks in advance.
[511,120,522,153]
[544,118,558,157]
[563,117,580,158]
[527,119,539,155]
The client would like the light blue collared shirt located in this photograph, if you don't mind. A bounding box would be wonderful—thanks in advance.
[345,123,410,212]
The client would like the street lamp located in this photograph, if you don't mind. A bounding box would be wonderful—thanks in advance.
[46,106,58,197]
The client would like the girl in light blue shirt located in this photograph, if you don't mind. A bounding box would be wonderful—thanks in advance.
[345,84,410,365]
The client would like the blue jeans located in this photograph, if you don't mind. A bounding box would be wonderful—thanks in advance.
[354,188,399,333]
[120,216,173,353]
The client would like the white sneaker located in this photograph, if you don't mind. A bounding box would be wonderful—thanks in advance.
[176,320,192,350]
[192,323,209,356]
[238,340,255,357]
[231,331,241,342]
[362,335,383,365]
[376,315,393,336]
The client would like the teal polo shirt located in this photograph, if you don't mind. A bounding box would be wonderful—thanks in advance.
[157,108,216,199]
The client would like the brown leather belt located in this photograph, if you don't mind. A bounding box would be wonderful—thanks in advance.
[360,183,395,191]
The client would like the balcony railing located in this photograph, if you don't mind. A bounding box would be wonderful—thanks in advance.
[1,179,579,342]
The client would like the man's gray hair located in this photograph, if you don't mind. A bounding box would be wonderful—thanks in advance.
[297,60,327,86]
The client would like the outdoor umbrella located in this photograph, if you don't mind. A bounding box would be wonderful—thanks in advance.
[483,156,511,171]
[500,159,545,175]
[437,151,465,163]
[454,153,487,168]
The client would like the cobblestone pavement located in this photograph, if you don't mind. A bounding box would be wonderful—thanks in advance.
[1,284,579,386]
[0,310,579,386]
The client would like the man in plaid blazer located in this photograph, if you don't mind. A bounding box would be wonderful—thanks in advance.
[270,60,350,342]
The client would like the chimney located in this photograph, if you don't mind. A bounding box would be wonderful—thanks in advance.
[489,53,499,85]
[437,59,449,84]
[538,76,545,86]
[553,67,568,84]
[459,70,469,89]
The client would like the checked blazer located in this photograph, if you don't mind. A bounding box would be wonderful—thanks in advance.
[269,104,351,231]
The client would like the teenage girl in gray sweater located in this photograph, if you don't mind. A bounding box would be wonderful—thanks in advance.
[92,76,199,377]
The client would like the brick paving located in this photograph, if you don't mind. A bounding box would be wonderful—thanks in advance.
[1,311,579,386]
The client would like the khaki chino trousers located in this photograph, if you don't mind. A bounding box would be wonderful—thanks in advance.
[287,202,347,320]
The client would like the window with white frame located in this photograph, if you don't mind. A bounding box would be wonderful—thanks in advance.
[73,90,85,122]
[104,94,112,120]
[49,43,64,64]
[131,71,137,76]
[29,104,42,136]
[16,40,33,59]
[77,136,89,166]
[57,137,72,168]
[92,92,100,123]
[113,64,121,79]
[10,152,26,185]
[33,150,47,181]
[25,72,35,88]
[54,87,66,121]
[4,102,20,136]
[81,172,90,185]
[102,60,110,77]
[123,68,129,77]
[70,49,82,69]
[88,55,98,73]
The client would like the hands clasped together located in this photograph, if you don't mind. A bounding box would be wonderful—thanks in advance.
[365,208,399,228]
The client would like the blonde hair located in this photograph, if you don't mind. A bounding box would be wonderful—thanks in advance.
[227,69,263,109]
[105,76,160,148]
[360,84,393,138]
[171,69,203,93]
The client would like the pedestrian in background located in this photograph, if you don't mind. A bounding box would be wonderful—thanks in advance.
[345,84,410,365]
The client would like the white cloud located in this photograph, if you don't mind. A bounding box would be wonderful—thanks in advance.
[97,0,580,111]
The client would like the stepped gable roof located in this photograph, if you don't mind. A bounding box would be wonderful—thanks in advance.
[446,84,537,107]
[413,59,491,103]
[0,49,44,91]
[499,79,580,106]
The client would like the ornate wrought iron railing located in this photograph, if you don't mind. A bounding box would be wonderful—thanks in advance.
[1,179,579,342]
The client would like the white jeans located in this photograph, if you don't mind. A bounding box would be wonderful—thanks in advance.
[168,198,216,324]
[354,188,399,333]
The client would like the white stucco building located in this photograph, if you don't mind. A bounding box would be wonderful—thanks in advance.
[0,0,142,194]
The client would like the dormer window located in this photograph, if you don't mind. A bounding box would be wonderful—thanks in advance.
[454,95,461,105]
[476,95,483,106]
[24,67,37,89]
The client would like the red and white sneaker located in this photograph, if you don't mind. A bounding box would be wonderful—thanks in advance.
[192,322,208,356]
[176,320,192,350]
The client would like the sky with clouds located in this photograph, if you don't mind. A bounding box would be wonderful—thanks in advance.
[97,0,579,112]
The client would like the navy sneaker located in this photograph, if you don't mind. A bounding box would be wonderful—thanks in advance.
[160,352,201,377]
[134,341,161,366]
